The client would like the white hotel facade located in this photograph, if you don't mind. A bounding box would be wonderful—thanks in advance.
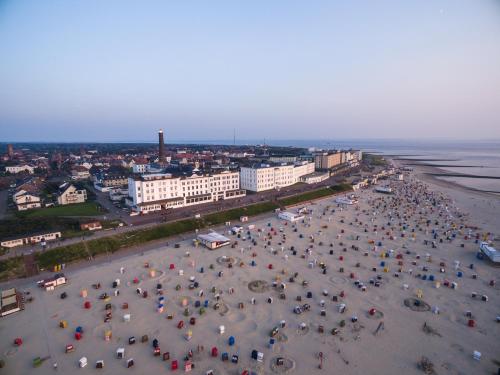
[240,161,315,192]
[128,170,246,213]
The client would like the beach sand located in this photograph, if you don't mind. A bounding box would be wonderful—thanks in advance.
[1,169,499,375]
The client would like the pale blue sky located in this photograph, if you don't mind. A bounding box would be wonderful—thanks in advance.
[0,1,499,142]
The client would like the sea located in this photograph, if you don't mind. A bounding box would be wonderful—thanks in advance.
[194,139,500,193]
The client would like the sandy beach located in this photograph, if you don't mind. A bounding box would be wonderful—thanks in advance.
[1,168,499,375]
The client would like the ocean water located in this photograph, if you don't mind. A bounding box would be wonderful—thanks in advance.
[172,138,500,192]
[250,139,500,193]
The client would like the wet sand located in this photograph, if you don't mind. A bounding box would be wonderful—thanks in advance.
[1,169,499,375]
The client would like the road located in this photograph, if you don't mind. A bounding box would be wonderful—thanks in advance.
[127,170,357,226]
[0,171,357,260]
[91,186,134,225]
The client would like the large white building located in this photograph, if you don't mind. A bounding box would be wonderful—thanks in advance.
[128,170,246,213]
[240,161,315,192]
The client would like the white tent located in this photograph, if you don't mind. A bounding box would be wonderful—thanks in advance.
[277,211,304,222]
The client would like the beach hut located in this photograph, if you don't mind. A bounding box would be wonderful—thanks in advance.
[79,357,87,368]
[338,303,346,313]
[105,330,112,341]
[171,360,178,370]
[251,350,264,362]
[116,348,125,359]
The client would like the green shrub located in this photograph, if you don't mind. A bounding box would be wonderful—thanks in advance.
[0,256,25,281]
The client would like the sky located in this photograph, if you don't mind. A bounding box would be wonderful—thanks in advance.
[0,0,499,143]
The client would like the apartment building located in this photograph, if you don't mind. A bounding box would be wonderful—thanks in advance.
[240,161,315,192]
[94,173,129,188]
[57,183,87,205]
[293,161,315,181]
[128,170,245,213]
[314,152,343,170]
[132,163,151,174]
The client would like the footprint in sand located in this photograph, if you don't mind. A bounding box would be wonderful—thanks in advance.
[227,311,247,324]
[450,343,465,353]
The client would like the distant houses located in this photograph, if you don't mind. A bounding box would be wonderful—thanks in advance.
[57,183,87,205]
[71,166,90,180]
[6,164,35,174]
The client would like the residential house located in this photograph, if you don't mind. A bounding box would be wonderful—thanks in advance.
[13,190,41,211]
[57,183,87,205]
[71,166,90,180]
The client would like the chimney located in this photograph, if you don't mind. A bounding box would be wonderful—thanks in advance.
[158,129,165,162]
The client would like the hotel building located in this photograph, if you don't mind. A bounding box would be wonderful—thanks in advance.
[128,170,245,213]
[240,161,315,192]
